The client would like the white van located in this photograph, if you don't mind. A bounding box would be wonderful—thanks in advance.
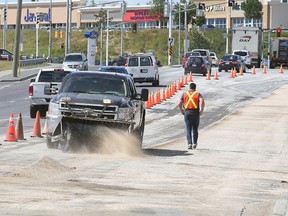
[125,54,160,86]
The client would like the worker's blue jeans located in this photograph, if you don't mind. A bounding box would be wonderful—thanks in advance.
[184,112,199,145]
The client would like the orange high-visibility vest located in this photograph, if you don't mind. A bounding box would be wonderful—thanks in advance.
[183,91,199,109]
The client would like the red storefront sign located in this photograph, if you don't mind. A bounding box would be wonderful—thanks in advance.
[123,9,160,22]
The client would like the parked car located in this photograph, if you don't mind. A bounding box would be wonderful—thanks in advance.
[0,49,13,61]
[182,52,192,67]
[232,50,252,69]
[184,56,211,76]
[201,24,216,30]
[99,66,129,74]
[209,52,219,66]
[218,54,246,72]
[62,53,88,71]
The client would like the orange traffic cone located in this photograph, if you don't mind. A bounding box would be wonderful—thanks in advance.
[233,68,237,77]
[263,65,267,74]
[31,111,43,138]
[214,70,219,80]
[252,65,256,74]
[206,70,211,80]
[229,70,234,78]
[146,93,151,109]
[16,113,26,140]
[280,65,284,73]
[239,66,244,76]
[5,113,18,142]
[189,71,193,82]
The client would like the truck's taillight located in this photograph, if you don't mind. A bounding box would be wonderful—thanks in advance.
[232,60,237,64]
[29,86,33,96]
[202,64,205,68]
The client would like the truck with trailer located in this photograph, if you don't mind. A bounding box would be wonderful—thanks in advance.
[231,27,262,68]
[269,37,288,68]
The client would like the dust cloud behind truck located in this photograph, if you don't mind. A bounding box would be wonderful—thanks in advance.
[232,27,262,68]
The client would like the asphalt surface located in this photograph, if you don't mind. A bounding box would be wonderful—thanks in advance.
[0,65,288,215]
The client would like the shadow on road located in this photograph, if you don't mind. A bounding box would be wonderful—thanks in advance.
[143,148,192,157]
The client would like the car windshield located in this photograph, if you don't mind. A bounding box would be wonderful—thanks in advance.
[62,75,128,97]
[193,50,207,56]
[64,55,83,62]
[99,68,127,74]
[187,57,203,64]
[233,51,248,57]
[38,70,71,82]
[222,55,237,61]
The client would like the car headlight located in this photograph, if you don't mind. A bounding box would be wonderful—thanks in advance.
[48,102,60,116]
[118,107,133,120]
[78,63,83,69]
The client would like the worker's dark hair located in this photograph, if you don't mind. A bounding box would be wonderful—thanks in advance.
[189,82,196,90]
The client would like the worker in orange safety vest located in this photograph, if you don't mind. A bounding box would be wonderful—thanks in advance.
[178,82,205,150]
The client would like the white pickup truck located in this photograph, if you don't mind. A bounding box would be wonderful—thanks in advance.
[28,68,71,118]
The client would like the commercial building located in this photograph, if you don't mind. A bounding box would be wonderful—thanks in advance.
[0,0,287,30]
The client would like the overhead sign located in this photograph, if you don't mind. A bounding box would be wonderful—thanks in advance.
[168,37,175,46]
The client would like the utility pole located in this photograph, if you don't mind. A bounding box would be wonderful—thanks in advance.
[36,6,39,58]
[106,10,109,66]
[168,0,173,66]
[3,0,8,50]
[184,0,187,54]
[12,0,22,77]
[178,3,181,65]
[65,0,70,55]
[48,0,52,62]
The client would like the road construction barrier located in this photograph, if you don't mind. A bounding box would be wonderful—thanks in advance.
[5,113,17,142]
[16,113,25,140]
[31,111,43,138]
[20,58,46,67]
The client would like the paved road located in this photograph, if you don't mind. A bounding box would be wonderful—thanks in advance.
[0,66,287,215]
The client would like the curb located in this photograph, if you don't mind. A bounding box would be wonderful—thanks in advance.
[0,73,38,82]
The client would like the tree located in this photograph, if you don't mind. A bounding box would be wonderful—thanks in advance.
[241,0,263,19]
[173,0,196,27]
[94,8,113,28]
[195,15,206,27]
[149,0,168,27]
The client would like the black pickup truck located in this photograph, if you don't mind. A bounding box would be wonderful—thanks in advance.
[46,71,149,151]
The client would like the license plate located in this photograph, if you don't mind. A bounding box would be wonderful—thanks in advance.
[141,69,148,73]
[192,64,196,67]
[225,62,230,65]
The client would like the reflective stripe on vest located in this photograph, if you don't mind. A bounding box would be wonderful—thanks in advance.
[184,91,199,109]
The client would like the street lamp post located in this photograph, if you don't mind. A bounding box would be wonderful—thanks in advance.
[48,0,52,62]
[178,3,181,65]
[184,0,187,54]
[106,10,110,66]
[226,6,231,54]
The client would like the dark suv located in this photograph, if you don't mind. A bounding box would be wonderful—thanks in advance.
[110,53,129,66]
[46,71,149,151]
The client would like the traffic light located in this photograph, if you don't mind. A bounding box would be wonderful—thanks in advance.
[276,27,282,37]
[198,3,205,10]
[228,0,235,7]
[132,23,137,33]
[60,31,63,38]
[55,30,58,38]
[3,7,7,21]
[121,1,127,16]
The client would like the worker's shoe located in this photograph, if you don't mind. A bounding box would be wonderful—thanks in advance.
[192,144,198,149]
[188,144,192,149]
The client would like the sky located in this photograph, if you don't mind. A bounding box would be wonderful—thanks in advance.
[0,0,152,5]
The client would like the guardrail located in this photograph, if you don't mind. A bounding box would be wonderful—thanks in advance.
[19,58,46,67]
